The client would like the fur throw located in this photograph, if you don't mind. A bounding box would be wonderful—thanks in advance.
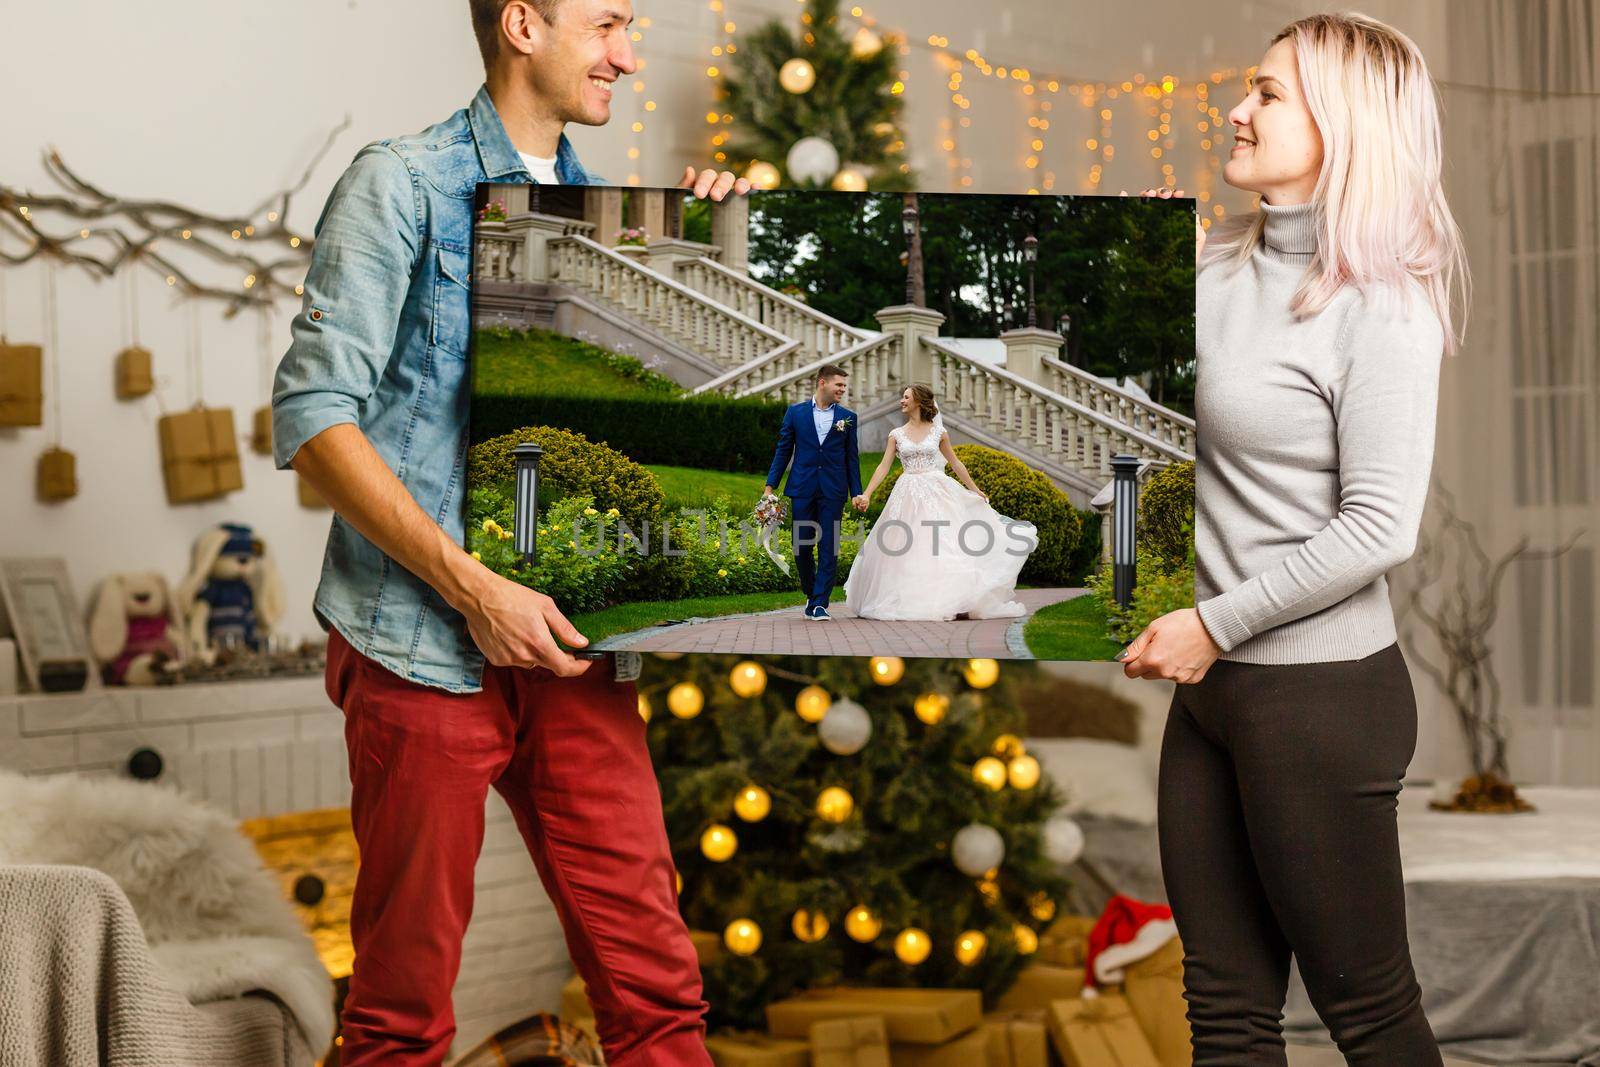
[0,770,334,1051]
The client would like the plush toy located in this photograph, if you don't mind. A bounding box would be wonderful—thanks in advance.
[86,572,186,685]
[175,522,285,659]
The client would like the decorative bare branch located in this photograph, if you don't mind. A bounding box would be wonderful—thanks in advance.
[1396,478,1586,786]
[0,117,350,318]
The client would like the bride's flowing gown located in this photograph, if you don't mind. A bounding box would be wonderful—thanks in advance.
[844,414,1038,620]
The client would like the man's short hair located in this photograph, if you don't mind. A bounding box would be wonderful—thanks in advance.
[817,363,849,382]
[470,0,561,72]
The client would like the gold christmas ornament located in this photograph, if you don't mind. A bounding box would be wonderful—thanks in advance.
[868,656,904,685]
[779,57,817,94]
[844,905,882,942]
[871,121,897,137]
[745,160,781,189]
[795,684,832,722]
[830,168,868,192]
[1008,754,1041,790]
[729,660,767,698]
[972,757,1008,791]
[992,734,1025,760]
[954,930,988,965]
[1029,891,1057,923]
[637,693,653,722]
[964,658,1001,688]
[894,927,932,965]
[816,786,854,824]
[913,692,949,725]
[733,783,771,822]
[792,908,830,942]
[1013,924,1039,954]
[725,917,763,956]
[668,682,704,718]
[850,26,883,58]
[700,823,738,862]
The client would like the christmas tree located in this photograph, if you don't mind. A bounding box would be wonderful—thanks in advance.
[639,653,1078,1031]
[718,0,914,191]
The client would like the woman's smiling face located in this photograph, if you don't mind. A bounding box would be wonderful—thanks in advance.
[1224,37,1324,205]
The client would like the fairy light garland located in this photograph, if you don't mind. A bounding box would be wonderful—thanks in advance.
[626,14,654,184]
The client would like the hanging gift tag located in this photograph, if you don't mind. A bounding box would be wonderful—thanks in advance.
[115,345,154,398]
[0,342,44,426]
[36,447,77,501]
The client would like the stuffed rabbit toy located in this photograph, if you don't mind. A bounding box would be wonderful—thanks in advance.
[87,572,186,685]
[175,522,285,661]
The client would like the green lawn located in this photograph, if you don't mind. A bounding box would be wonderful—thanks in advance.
[473,326,678,398]
[648,454,885,512]
[571,590,809,643]
[1022,592,1125,661]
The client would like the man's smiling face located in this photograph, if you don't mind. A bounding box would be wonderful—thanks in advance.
[528,0,637,127]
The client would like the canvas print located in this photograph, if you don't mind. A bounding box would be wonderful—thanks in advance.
[465,184,1195,661]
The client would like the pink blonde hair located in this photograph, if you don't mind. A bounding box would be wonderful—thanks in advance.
[1202,11,1471,357]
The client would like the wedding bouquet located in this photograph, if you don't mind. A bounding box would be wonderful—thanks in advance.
[753,492,790,576]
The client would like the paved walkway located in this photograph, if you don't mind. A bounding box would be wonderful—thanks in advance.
[598,588,1087,659]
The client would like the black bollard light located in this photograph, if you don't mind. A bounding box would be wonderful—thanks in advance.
[1111,454,1140,610]
[512,442,543,564]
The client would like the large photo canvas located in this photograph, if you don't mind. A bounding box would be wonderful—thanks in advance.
[465,183,1195,660]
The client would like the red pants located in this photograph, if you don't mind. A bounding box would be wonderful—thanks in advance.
[323,627,712,1066]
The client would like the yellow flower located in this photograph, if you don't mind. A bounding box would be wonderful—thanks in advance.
[498,528,512,540]
[606,507,620,517]
[539,528,547,536]
[718,568,729,577]
[737,556,747,564]
[481,518,499,534]
[470,550,481,561]
[583,506,599,516]
[569,540,576,548]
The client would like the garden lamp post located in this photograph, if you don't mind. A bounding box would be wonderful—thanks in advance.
[1023,233,1039,328]
[1111,454,1140,610]
[513,442,544,564]
[900,194,924,307]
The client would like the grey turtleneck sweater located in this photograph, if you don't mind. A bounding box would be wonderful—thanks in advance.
[1193,198,1445,663]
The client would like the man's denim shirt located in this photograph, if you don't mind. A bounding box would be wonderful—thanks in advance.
[272,84,601,693]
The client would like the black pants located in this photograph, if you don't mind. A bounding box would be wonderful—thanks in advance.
[1156,642,1443,1066]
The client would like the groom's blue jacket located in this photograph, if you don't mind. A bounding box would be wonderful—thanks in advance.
[767,400,863,501]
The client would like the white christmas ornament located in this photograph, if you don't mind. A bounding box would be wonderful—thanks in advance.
[1042,814,1085,866]
[818,698,871,755]
[786,136,840,185]
[952,822,1005,877]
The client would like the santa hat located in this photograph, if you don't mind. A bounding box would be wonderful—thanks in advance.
[1080,894,1179,997]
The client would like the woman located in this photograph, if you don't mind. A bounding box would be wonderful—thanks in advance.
[1119,13,1469,1066]
[843,385,1038,620]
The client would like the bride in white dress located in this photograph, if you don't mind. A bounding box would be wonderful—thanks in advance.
[843,385,1039,620]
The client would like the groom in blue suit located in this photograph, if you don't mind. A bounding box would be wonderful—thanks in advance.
[762,364,863,620]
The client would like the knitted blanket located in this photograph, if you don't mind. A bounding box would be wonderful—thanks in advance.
[0,770,334,1063]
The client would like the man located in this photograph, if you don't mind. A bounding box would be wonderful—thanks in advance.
[762,365,863,621]
[272,2,748,1063]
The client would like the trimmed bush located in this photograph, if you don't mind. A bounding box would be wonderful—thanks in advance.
[471,393,789,473]
[1138,460,1194,575]
[468,425,664,530]
[867,444,1081,585]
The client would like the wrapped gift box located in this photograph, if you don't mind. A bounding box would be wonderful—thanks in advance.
[705,1030,811,1067]
[1038,914,1096,968]
[158,406,242,502]
[251,405,273,455]
[810,1015,891,1067]
[690,928,722,968]
[980,1009,1050,1067]
[296,472,330,509]
[36,447,77,501]
[995,962,1086,1012]
[1122,938,1190,1067]
[890,1025,992,1066]
[560,971,593,1022]
[766,987,981,1045]
[115,346,153,399]
[0,342,43,426]
[1047,993,1161,1067]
